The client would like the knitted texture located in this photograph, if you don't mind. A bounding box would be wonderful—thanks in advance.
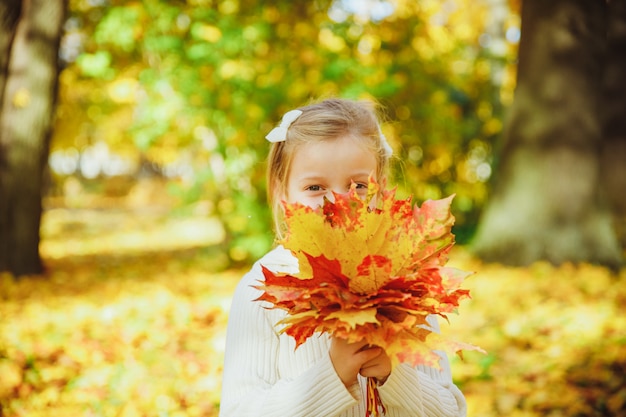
[219,247,467,417]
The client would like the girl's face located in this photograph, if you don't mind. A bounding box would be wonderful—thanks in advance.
[284,135,378,208]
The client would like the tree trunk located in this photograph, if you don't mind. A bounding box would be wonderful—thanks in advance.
[471,0,623,268]
[602,0,626,251]
[0,0,66,276]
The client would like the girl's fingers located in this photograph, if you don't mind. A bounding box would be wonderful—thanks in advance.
[330,338,384,386]
[356,346,382,363]
[359,347,391,380]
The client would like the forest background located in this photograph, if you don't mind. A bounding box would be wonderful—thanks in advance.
[1,0,625,416]
[49,0,514,261]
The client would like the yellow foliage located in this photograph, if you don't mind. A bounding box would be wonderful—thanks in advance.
[107,78,138,104]
[195,24,222,42]
[318,27,347,52]
[1,203,625,416]
[447,255,626,417]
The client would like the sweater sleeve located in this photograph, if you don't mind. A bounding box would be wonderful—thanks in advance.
[218,263,358,417]
[376,316,467,417]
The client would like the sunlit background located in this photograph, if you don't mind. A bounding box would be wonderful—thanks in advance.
[2,1,625,417]
[47,0,521,262]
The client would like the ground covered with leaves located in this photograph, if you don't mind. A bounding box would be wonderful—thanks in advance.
[1,203,625,417]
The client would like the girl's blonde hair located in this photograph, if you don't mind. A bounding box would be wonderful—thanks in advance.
[266,98,391,239]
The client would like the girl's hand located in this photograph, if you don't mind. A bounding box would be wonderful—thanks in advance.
[329,337,389,387]
[359,347,391,384]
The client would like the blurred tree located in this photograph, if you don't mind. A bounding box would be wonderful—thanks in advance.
[601,0,626,250]
[0,0,67,276]
[471,0,623,268]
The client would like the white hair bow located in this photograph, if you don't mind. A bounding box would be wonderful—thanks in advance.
[265,109,303,143]
[378,125,393,157]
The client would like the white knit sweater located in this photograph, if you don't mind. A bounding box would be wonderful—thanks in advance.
[219,246,467,417]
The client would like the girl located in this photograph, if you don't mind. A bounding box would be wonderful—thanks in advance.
[219,98,467,417]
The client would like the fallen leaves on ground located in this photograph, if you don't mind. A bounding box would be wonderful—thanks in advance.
[447,252,626,417]
[1,205,625,417]
[1,205,240,417]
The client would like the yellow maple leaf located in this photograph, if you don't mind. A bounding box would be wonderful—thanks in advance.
[256,177,484,369]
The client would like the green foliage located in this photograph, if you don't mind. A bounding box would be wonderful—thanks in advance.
[52,0,519,264]
[76,51,113,78]
[94,6,141,52]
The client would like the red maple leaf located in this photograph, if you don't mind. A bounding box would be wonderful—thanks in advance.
[255,177,484,369]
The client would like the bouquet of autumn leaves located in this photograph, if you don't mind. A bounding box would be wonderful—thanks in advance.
[255,178,482,416]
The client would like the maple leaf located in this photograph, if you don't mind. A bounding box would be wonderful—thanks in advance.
[255,177,484,369]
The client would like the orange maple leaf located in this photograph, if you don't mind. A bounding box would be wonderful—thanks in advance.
[256,178,483,368]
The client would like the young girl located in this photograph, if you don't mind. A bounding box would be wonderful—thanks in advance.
[219,98,467,417]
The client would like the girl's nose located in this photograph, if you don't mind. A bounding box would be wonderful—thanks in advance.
[325,188,351,202]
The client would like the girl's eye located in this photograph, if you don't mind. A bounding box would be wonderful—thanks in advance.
[354,182,368,189]
[306,185,323,192]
